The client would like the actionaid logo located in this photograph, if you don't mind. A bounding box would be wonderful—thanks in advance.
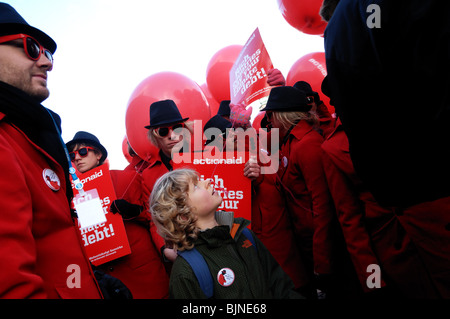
[71,169,103,189]
[171,122,279,174]
[309,58,327,77]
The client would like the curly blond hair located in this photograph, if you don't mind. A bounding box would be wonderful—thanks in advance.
[150,169,200,251]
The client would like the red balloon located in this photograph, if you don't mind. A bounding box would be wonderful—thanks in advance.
[252,111,266,131]
[206,45,243,103]
[200,83,220,117]
[121,136,133,164]
[125,71,211,160]
[277,0,327,36]
[286,51,334,114]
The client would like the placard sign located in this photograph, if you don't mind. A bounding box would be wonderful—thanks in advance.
[230,27,274,109]
[173,151,252,222]
[71,164,131,266]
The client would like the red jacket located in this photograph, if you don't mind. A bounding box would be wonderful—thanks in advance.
[322,120,442,297]
[141,152,172,253]
[98,169,169,299]
[0,114,102,298]
[277,121,336,275]
[251,172,310,289]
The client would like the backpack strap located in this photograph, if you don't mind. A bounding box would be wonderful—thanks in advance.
[178,248,214,298]
[242,227,256,249]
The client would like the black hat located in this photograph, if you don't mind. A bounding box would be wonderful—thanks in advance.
[0,3,56,53]
[217,100,231,117]
[293,81,314,94]
[294,80,320,104]
[144,99,189,129]
[261,86,312,112]
[66,131,108,164]
[203,115,232,145]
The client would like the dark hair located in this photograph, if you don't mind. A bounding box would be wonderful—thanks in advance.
[320,0,341,22]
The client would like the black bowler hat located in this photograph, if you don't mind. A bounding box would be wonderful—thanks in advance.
[0,3,56,53]
[294,80,320,104]
[203,115,232,145]
[261,86,312,112]
[66,131,108,164]
[217,100,231,117]
[144,99,189,129]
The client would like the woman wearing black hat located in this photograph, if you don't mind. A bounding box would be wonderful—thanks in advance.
[261,86,346,299]
[66,131,108,173]
[66,131,170,299]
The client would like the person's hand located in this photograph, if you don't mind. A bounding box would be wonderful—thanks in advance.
[230,103,252,129]
[110,199,142,219]
[267,68,286,86]
[163,247,178,262]
[244,156,261,182]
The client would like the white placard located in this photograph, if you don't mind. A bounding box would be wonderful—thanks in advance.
[74,189,107,229]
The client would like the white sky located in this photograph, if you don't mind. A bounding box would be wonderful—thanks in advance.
[5,0,325,169]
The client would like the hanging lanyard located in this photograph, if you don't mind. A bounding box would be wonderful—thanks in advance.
[45,109,86,196]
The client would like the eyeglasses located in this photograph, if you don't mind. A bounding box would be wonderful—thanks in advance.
[69,147,96,161]
[0,34,53,64]
[153,123,185,137]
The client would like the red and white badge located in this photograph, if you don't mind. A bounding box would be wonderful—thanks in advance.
[43,168,60,191]
[217,268,235,287]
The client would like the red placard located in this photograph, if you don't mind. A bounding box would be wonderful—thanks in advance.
[71,164,131,266]
[230,28,274,109]
[173,151,252,222]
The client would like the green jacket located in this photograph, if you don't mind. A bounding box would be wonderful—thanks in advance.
[169,216,302,299]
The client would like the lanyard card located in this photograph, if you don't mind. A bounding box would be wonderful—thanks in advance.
[74,188,107,229]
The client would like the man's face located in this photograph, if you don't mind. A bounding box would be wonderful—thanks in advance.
[153,123,185,158]
[0,38,53,102]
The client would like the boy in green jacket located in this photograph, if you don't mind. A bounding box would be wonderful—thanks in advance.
[150,168,302,299]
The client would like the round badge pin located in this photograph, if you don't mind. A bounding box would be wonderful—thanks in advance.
[42,168,61,191]
[217,268,235,287]
[282,156,288,167]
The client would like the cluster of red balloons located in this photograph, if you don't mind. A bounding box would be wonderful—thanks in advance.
[277,0,327,35]
[124,1,331,163]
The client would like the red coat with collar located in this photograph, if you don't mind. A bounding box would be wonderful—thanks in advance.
[0,114,102,298]
[141,153,171,253]
[321,120,441,297]
[98,169,169,299]
[277,121,336,275]
[251,172,310,289]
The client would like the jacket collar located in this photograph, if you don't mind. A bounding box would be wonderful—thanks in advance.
[283,120,314,145]
[195,216,250,249]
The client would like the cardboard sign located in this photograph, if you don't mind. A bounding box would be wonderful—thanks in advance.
[229,28,274,110]
[173,151,252,222]
[71,164,131,266]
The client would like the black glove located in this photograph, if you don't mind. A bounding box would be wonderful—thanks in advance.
[110,199,142,219]
[314,273,335,299]
[93,270,133,299]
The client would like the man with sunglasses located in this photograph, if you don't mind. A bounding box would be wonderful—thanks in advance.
[142,99,191,262]
[0,4,102,298]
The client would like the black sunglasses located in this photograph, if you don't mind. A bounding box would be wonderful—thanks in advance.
[154,123,185,137]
